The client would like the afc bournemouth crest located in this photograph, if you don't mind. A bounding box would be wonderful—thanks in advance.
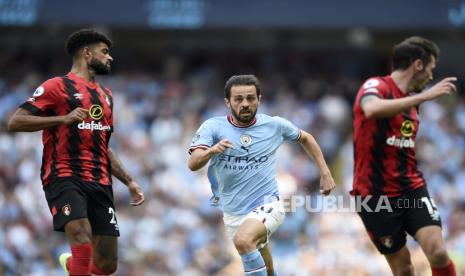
[239,134,252,146]
[380,235,394,248]
[62,204,72,216]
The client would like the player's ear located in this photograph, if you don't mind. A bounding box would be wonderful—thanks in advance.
[224,97,231,108]
[413,59,424,71]
[82,46,92,60]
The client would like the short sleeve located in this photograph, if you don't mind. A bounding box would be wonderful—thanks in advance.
[189,119,216,154]
[19,78,61,115]
[358,78,389,103]
[275,116,301,141]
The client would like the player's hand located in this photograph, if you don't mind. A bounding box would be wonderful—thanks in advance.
[127,181,145,206]
[421,77,457,101]
[210,139,234,154]
[319,173,336,196]
[63,107,88,124]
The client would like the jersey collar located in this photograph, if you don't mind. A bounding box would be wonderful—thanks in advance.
[227,114,257,128]
[67,72,99,89]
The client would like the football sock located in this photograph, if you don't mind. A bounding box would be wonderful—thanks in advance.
[68,243,92,276]
[432,260,456,276]
[240,249,267,276]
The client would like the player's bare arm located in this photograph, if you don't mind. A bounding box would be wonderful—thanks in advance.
[297,130,336,195]
[188,139,233,171]
[361,77,456,119]
[7,107,88,132]
[108,147,144,206]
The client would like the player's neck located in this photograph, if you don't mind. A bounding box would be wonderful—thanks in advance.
[390,70,413,94]
[71,64,96,83]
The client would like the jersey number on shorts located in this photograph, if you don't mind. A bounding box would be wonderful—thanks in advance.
[253,206,274,214]
[108,207,117,224]
[420,197,440,221]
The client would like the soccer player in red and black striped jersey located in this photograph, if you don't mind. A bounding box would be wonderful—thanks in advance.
[8,29,145,276]
[352,37,456,276]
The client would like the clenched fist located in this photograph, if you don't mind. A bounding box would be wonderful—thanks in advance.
[63,107,88,125]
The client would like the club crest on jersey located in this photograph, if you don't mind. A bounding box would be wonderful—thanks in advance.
[400,120,415,137]
[240,135,252,146]
[62,204,71,216]
[33,86,44,97]
[89,104,104,120]
[191,133,200,144]
[380,235,394,248]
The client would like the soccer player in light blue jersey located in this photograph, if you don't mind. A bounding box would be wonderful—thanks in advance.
[188,75,336,276]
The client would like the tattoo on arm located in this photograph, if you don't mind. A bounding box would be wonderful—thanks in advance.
[108,148,133,185]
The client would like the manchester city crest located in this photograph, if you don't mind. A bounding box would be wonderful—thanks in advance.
[239,134,252,146]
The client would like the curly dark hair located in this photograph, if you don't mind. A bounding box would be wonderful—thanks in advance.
[392,36,440,71]
[65,28,112,57]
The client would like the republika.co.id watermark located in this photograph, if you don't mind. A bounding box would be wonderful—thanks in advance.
[265,195,428,213]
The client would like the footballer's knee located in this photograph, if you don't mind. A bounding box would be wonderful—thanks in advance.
[233,234,256,254]
[393,264,415,276]
[93,260,117,275]
[425,247,449,267]
[64,219,92,244]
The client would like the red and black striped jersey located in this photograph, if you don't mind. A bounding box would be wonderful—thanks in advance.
[20,72,114,186]
[352,75,425,197]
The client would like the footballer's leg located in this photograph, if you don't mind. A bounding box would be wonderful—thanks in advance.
[234,218,268,275]
[63,218,94,276]
[91,235,118,275]
[415,226,456,276]
[404,187,456,276]
[384,246,415,276]
[87,184,120,275]
[47,179,94,276]
[259,244,275,276]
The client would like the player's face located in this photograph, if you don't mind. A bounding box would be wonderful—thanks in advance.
[225,85,260,125]
[88,42,113,75]
[411,55,436,93]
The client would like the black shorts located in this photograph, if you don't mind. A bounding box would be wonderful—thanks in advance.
[357,185,441,254]
[44,177,120,236]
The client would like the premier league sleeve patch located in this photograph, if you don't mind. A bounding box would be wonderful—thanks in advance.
[33,86,45,97]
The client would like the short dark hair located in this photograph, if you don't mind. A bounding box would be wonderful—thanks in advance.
[65,28,112,57]
[391,36,440,71]
[224,74,261,99]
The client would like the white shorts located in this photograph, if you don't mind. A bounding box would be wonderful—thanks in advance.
[223,200,285,249]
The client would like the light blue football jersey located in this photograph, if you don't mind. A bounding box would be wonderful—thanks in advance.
[189,113,301,215]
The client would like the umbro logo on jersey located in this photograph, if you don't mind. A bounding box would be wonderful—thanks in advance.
[73,93,83,99]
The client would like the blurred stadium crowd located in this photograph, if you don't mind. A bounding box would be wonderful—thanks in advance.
[0,48,464,276]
